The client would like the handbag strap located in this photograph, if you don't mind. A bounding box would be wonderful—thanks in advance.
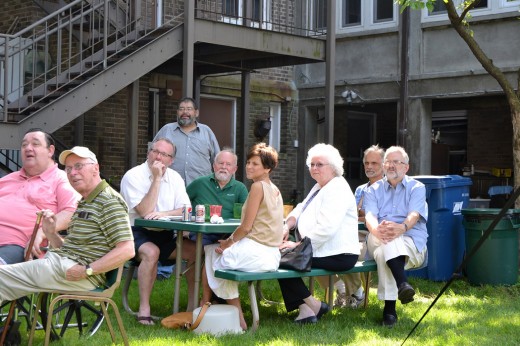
[190,302,211,330]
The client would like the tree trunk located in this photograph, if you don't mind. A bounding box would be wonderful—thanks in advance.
[512,108,520,208]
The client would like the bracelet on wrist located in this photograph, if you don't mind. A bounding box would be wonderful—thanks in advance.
[403,223,409,232]
[229,234,235,243]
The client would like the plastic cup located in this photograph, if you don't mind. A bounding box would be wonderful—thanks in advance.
[233,203,243,219]
[204,204,210,222]
[210,205,222,217]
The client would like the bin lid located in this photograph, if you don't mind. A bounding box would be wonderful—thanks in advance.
[413,175,473,188]
[461,208,520,216]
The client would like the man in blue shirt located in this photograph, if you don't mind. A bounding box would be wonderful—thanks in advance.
[154,97,220,185]
[364,146,428,327]
[334,144,385,309]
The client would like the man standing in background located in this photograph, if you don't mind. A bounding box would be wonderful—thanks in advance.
[154,97,220,185]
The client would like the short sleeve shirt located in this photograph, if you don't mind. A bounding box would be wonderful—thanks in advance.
[186,174,248,219]
[52,180,133,288]
[364,175,429,252]
[120,162,191,225]
[154,122,220,185]
[0,164,79,248]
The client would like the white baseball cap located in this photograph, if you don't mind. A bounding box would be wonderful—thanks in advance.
[59,146,98,165]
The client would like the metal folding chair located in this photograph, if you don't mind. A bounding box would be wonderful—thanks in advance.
[28,266,129,346]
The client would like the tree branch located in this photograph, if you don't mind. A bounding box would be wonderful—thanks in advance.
[445,0,516,102]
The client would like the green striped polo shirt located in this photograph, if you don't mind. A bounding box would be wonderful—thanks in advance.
[51,180,134,288]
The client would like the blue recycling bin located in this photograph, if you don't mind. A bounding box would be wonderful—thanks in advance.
[408,175,472,281]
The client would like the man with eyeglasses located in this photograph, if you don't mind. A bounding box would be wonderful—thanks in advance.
[0,128,79,266]
[0,145,134,309]
[333,144,385,310]
[186,148,248,246]
[120,138,197,324]
[364,146,428,327]
[154,97,220,185]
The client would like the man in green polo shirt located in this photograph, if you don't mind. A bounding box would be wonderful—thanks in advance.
[186,148,248,245]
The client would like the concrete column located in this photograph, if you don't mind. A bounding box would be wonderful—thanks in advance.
[405,98,432,175]
[240,72,251,184]
[183,1,194,97]
[127,81,139,169]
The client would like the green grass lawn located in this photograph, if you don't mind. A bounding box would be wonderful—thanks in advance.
[16,272,520,345]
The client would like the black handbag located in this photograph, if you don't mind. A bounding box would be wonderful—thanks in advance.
[279,230,313,272]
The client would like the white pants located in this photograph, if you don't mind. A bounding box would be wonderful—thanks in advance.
[0,252,96,304]
[367,234,426,301]
[205,237,280,299]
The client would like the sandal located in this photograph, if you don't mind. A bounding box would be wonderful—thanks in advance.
[137,316,155,325]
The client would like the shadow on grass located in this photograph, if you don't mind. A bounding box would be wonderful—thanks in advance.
[21,273,520,345]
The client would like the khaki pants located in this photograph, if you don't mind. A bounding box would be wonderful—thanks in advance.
[0,252,96,304]
[367,234,426,301]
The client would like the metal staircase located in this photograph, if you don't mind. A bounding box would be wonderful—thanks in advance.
[0,0,326,149]
[0,0,184,149]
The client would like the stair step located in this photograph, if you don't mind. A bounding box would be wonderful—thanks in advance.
[47,80,83,92]
[84,56,120,68]
[68,66,104,79]
[29,91,66,103]
[72,21,104,32]
[8,104,45,116]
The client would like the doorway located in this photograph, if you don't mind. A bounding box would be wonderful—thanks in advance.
[199,96,236,150]
[343,111,376,189]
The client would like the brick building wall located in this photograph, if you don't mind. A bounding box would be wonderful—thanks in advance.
[0,0,41,33]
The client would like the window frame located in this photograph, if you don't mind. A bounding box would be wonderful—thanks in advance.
[422,0,520,23]
[222,0,272,29]
[268,102,281,151]
[336,0,399,34]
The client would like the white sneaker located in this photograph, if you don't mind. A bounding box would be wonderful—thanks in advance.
[346,293,365,309]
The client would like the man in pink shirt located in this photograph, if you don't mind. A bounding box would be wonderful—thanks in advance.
[0,129,79,265]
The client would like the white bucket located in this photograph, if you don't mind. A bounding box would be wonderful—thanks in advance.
[192,304,243,336]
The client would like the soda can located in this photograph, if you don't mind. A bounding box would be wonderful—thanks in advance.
[195,205,205,223]
[182,204,192,222]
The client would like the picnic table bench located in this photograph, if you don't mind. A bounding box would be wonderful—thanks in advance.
[215,260,377,331]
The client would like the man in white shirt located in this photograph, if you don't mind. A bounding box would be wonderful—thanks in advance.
[120,138,196,325]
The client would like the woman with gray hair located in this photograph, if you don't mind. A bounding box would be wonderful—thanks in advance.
[279,143,360,324]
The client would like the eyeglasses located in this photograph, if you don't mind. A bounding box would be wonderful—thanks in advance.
[64,162,95,174]
[310,163,329,169]
[384,160,407,167]
[178,107,194,112]
[151,149,173,158]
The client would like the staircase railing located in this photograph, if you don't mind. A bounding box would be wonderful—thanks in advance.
[1,0,323,124]
[0,149,21,173]
[0,0,182,122]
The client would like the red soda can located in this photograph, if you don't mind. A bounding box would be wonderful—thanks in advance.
[182,204,192,222]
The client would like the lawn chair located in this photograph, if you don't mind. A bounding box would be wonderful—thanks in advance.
[28,266,129,346]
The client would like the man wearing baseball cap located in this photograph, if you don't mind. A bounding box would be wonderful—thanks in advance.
[0,145,134,305]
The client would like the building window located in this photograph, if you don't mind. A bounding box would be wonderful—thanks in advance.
[343,0,361,26]
[222,0,271,29]
[224,0,239,18]
[338,0,398,33]
[374,0,394,23]
[311,0,328,31]
[423,0,519,22]
[269,103,281,151]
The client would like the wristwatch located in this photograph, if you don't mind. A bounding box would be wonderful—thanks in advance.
[85,264,94,276]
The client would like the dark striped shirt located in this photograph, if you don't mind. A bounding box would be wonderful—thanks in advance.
[52,180,133,287]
